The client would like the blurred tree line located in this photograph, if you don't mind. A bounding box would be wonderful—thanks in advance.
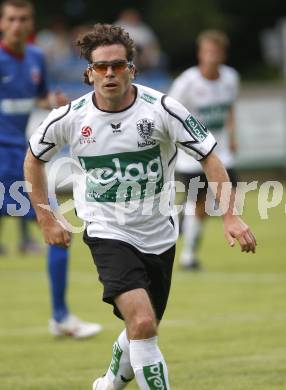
[33,0,286,79]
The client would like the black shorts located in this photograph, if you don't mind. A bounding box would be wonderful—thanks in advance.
[83,231,175,321]
[176,168,238,201]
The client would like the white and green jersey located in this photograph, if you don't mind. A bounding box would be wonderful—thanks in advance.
[29,84,216,254]
[169,65,239,173]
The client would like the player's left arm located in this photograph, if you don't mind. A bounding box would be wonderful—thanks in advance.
[159,93,256,253]
[226,106,237,153]
[200,152,257,253]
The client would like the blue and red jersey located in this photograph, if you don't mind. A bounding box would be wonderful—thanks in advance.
[0,42,48,147]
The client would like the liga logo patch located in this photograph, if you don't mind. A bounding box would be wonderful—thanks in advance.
[81,126,92,137]
[185,114,208,142]
[80,126,96,144]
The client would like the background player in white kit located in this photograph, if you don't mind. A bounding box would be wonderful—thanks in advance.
[24,24,256,389]
[169,30,239,270]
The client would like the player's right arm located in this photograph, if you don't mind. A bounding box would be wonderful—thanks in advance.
[159,95,256,254]
[24,103,72,248]
[24,151,71,248]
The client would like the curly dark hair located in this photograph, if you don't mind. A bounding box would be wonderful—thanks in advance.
[77,23,136,85]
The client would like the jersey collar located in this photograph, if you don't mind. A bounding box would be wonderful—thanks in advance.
[92,85,138,113]
[0,41,25,60]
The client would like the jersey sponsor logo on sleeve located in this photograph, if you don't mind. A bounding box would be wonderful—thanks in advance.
[185,114,209,142]
[140,93,157,104]
[78,144,163,202]
[72,98,87,111]
[137,118,156,147]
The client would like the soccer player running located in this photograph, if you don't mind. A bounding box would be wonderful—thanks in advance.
[169,30,240,270]
[24,24,256,389]
[0,0,101,338]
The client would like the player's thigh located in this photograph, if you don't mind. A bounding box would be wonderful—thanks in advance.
[83,234,152,317]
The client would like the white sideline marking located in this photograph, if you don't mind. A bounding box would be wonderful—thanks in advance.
[1,312,286,336]
[174,271,286,283]
[0,326,47,336]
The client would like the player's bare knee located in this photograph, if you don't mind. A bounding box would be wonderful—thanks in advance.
[129,314,157,339]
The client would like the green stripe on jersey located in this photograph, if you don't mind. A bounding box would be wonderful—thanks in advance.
[198,103,231,132]
[78,144,163,202]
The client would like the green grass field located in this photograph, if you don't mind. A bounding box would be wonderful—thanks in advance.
[0,188,286,389]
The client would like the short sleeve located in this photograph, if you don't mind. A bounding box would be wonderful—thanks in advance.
[29,103,71,162]
[161,95,217,161]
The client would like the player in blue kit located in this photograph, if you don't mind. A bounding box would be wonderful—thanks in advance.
[0,0,102,337]
[0,2,46,253]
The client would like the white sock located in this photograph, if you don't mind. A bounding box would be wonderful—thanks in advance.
[129,336,169,390]
[103,329,134,389]
[180,208,202,266]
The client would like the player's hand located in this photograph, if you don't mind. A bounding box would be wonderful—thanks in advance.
[54,90,69,107]
[223,214,257,253]
[48,91,69,108]
[39,217,71,248]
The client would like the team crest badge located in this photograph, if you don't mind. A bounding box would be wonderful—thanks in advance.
[136,119,156,147]
[136,118,154,139]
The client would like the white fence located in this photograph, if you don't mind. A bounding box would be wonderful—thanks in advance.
[236,95,286,168]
